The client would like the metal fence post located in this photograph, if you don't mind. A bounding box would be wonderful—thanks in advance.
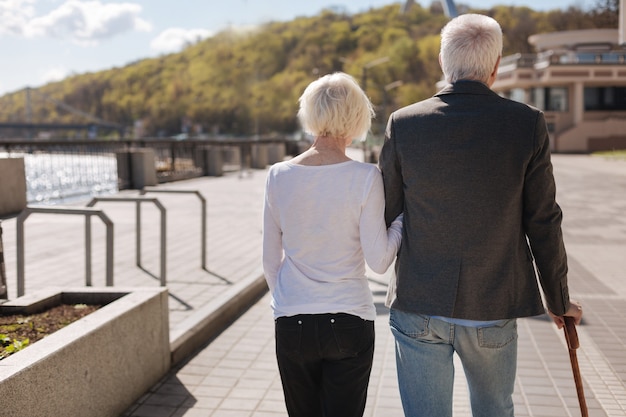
[86,214,92,286]
[16,209,29,297]
[88,196,166,286]
[136,200,141,267]
[15,206,114,297]
[140,188,206,270]
[0,220,8,299]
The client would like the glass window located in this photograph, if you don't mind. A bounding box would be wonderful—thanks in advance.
[547,87,568,112]
[584,88,600,109]
[509,88,526,103]
[531,87,545,110]
[576,53,597,64]
[531,87,568,112]
[584,87,626,111]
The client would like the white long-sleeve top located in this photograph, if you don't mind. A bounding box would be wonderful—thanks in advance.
[263,159,402,321]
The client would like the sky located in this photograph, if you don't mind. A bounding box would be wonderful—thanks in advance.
[0,0,596,96]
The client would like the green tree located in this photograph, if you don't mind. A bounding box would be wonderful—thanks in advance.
[0,3,615,139]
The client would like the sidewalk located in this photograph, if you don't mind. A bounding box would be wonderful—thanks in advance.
[2,150,625,416]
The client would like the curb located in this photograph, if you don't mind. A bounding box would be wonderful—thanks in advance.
[169,266,268,365]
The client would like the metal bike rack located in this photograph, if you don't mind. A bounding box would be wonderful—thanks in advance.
[87,196,167,287]
[16,206,114,297]
[1,221,9,299]
[140,188,207,270]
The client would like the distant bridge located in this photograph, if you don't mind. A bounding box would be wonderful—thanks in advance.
[0,122,124,134]
[0,87,125,138]
[3,0,457,140]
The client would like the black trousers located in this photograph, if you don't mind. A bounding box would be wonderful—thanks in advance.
[275,313,375,417]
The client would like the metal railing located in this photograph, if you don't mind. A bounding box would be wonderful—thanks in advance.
[1,136,295,204]
[16,206,114,296]
[0,221,8,299]
[3,136,296,296]
[140,188,206,270]
[87,196,167,287]
[499,50,626,72]
[1,140,123,204]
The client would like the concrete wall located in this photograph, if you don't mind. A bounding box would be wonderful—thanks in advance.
[251,144,269,169]
[558,118,626,152]
[0,287,170,417]
[0,158,27,218]
[200,146,223,176]
[116,149,158,189]
[267,143,286,164]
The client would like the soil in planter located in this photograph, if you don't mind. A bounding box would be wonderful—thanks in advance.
[0,304,100,360]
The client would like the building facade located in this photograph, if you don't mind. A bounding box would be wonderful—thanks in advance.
[492,29,626,153]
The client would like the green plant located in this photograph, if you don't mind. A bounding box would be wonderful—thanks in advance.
[0,334,30,359]
[0,303,100,360]
[593,150,626,160]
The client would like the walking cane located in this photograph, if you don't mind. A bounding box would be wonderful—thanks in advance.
[563,316,588,417]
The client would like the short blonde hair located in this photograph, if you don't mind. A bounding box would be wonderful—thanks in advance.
[297,72,374,141]
[440,14,502,84]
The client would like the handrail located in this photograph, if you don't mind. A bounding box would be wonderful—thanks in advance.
[0,221,8,299]
[87,196,167,286]
[140,188,207,270]
[16,206,114,296]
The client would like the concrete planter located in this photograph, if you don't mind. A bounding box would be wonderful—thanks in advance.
[0,287,170,417]
[0,157,27,217]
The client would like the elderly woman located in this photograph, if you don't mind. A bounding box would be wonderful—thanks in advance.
[262,72,402,417]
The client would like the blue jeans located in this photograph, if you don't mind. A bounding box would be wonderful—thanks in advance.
[389,308,517,417]
[275,313,375,417]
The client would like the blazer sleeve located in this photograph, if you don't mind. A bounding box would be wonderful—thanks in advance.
[523,112,570,316]
[379,114,404,227]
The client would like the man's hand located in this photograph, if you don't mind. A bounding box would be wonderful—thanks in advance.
[549,299,582,329]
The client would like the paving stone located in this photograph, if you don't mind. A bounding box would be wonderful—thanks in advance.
[2,152,625,416]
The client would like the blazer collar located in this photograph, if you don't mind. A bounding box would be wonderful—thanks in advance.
[434,80,496,98]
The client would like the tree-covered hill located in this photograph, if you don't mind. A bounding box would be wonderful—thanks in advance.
[0,1,618,138]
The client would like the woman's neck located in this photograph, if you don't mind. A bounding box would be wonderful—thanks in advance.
[290,135,351,166]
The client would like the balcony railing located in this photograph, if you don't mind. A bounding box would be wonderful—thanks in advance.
[499,50,626,73]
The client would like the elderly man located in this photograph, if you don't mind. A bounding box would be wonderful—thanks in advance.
[379,13,583,417]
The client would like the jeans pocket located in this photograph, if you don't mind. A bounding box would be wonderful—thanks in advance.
[477,319,517,349]
[389,309,430,339]
[275,317,303,358]
[330,314,373,357]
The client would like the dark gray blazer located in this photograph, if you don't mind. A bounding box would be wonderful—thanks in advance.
[379,80,570,320]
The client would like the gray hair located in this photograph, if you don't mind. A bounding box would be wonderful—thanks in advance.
[297,72,374,141]
[440,14,503,84]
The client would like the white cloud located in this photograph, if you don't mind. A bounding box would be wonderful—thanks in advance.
[150,27,212,53]
[0,0,37,35]
[39,66,70,84]
[1,0,152,45]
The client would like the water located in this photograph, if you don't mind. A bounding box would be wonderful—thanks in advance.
[1,152,118,205]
